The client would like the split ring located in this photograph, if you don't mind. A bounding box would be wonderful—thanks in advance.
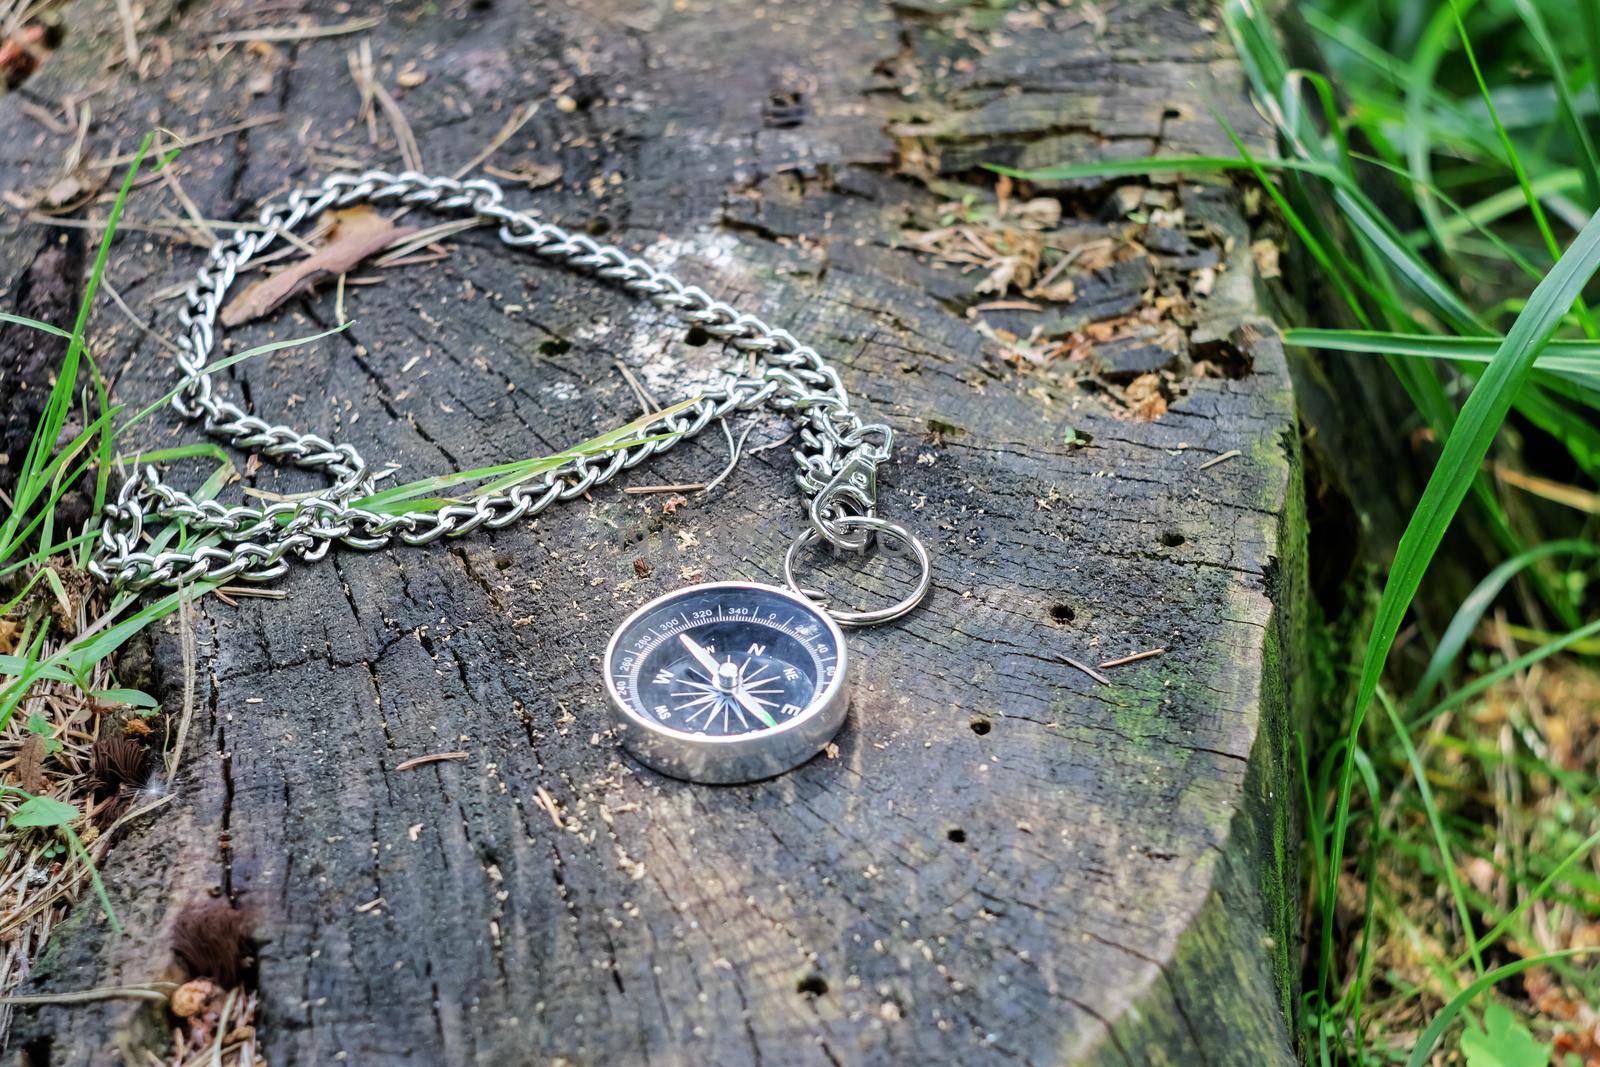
[782,516,932,627]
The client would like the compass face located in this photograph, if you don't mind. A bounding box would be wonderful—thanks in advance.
[603,582,849,783]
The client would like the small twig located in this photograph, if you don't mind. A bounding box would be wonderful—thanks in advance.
[18,100,74,135]
[613,360,661,414]
[66,102,91,171]
[624,482,704,495]
[394,751,469,771]
[535,785,564,829]
[700,419,755,496]
[372,218,482,265]
[973,300,1042,313]
[158,165,214,247]
[355,896,386,914]
[348,40,421,172]
[213,585,287,601]
[210,16,381,45]
[0,983,176,1006]
[1197,448,1241,471]
[94,114,284,168]
[1062,655,1112,686]
[101,276,180,353]
[451,101,540,180]
[1028,243,1088,296]
[113,0,140,71]
[165,587,198,780]
[747,431,796,455]
[211,986,237,1067]
[1097,647,1166,670]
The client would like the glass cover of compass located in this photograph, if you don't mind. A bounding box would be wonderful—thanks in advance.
[603,582,849,783]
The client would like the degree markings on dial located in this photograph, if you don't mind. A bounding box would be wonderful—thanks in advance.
[618,606,834,726]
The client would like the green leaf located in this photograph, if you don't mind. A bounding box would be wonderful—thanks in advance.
[1460,1003,1550,1067]
[1405,951,1595,1067]
[24,712,52,737]
[0,312,72,339]
[8,795,79,829]
[90,688,161,709]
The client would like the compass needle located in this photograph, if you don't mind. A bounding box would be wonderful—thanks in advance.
[606,584,860,781]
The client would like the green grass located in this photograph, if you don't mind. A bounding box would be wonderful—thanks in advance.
[999,0,1600,1061]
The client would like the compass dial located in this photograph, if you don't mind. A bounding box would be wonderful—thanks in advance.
[603,583,849,783]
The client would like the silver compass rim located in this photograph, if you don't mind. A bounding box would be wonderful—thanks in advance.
[601,581,850,783]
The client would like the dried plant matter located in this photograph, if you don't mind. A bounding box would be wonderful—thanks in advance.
[87,736,149,798]
[219,205,415,326]
[172,900,255,988]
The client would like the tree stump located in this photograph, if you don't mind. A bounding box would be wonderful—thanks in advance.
[2,1,1306,1063]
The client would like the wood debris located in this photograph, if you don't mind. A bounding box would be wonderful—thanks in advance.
[394,751,469,771]
[1097,647,1166,670]
[209,16,381,46]
[484,162,563,189]
[1062,656,1112,686]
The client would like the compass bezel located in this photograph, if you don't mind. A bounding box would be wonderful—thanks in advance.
[602,581,850,784]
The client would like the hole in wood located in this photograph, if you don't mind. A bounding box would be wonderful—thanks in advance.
[684,326,710,347]
[1159,531,1185,548]
[539,338,571,357]
[946,827,966,843]
[969,718,991,736]
[1048,603,1075,623]
[796,973,828,997]
[763,90,807,129]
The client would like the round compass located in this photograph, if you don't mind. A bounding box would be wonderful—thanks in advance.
[603,582,849,783]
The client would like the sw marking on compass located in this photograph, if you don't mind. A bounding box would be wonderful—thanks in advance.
[609,586,838,739]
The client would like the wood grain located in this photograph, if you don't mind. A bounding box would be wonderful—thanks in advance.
[1,1,1305,1063]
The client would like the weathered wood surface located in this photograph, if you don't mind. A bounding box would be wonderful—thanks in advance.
[3,1,1306,1063]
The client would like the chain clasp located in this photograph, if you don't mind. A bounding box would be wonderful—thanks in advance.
[808,445,883,550]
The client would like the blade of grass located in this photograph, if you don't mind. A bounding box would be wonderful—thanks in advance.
[1450,827,1600,972]
[1284,328,1600,379]
[0,133,155,559]
[1505,0,1600,210]
[1450,1,1571,286]
[1409,617,1600,733]
[1321,206,1600,1005]
[356,397,699,511]
[1412,540,1600,705]
[1376,690,1483,974]
[1403,949,1598,1067]
[114,324,351,438]
[0,312,71,339]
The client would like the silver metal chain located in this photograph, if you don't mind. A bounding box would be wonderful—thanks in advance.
[90,170,910,601]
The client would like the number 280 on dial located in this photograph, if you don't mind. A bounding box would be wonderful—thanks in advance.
[603,582,850,783]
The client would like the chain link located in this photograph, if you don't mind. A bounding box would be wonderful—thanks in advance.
[91,170,898,592]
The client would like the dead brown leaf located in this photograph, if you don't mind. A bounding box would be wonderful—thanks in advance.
[17,733,44,794]
[483,162,563,189]
[1124,373,1168,420]
[220,206,414,326]
[33,165,109,215]
[1250,237,1281,280]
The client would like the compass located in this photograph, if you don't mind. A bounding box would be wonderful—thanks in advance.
[603,582,849,783]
